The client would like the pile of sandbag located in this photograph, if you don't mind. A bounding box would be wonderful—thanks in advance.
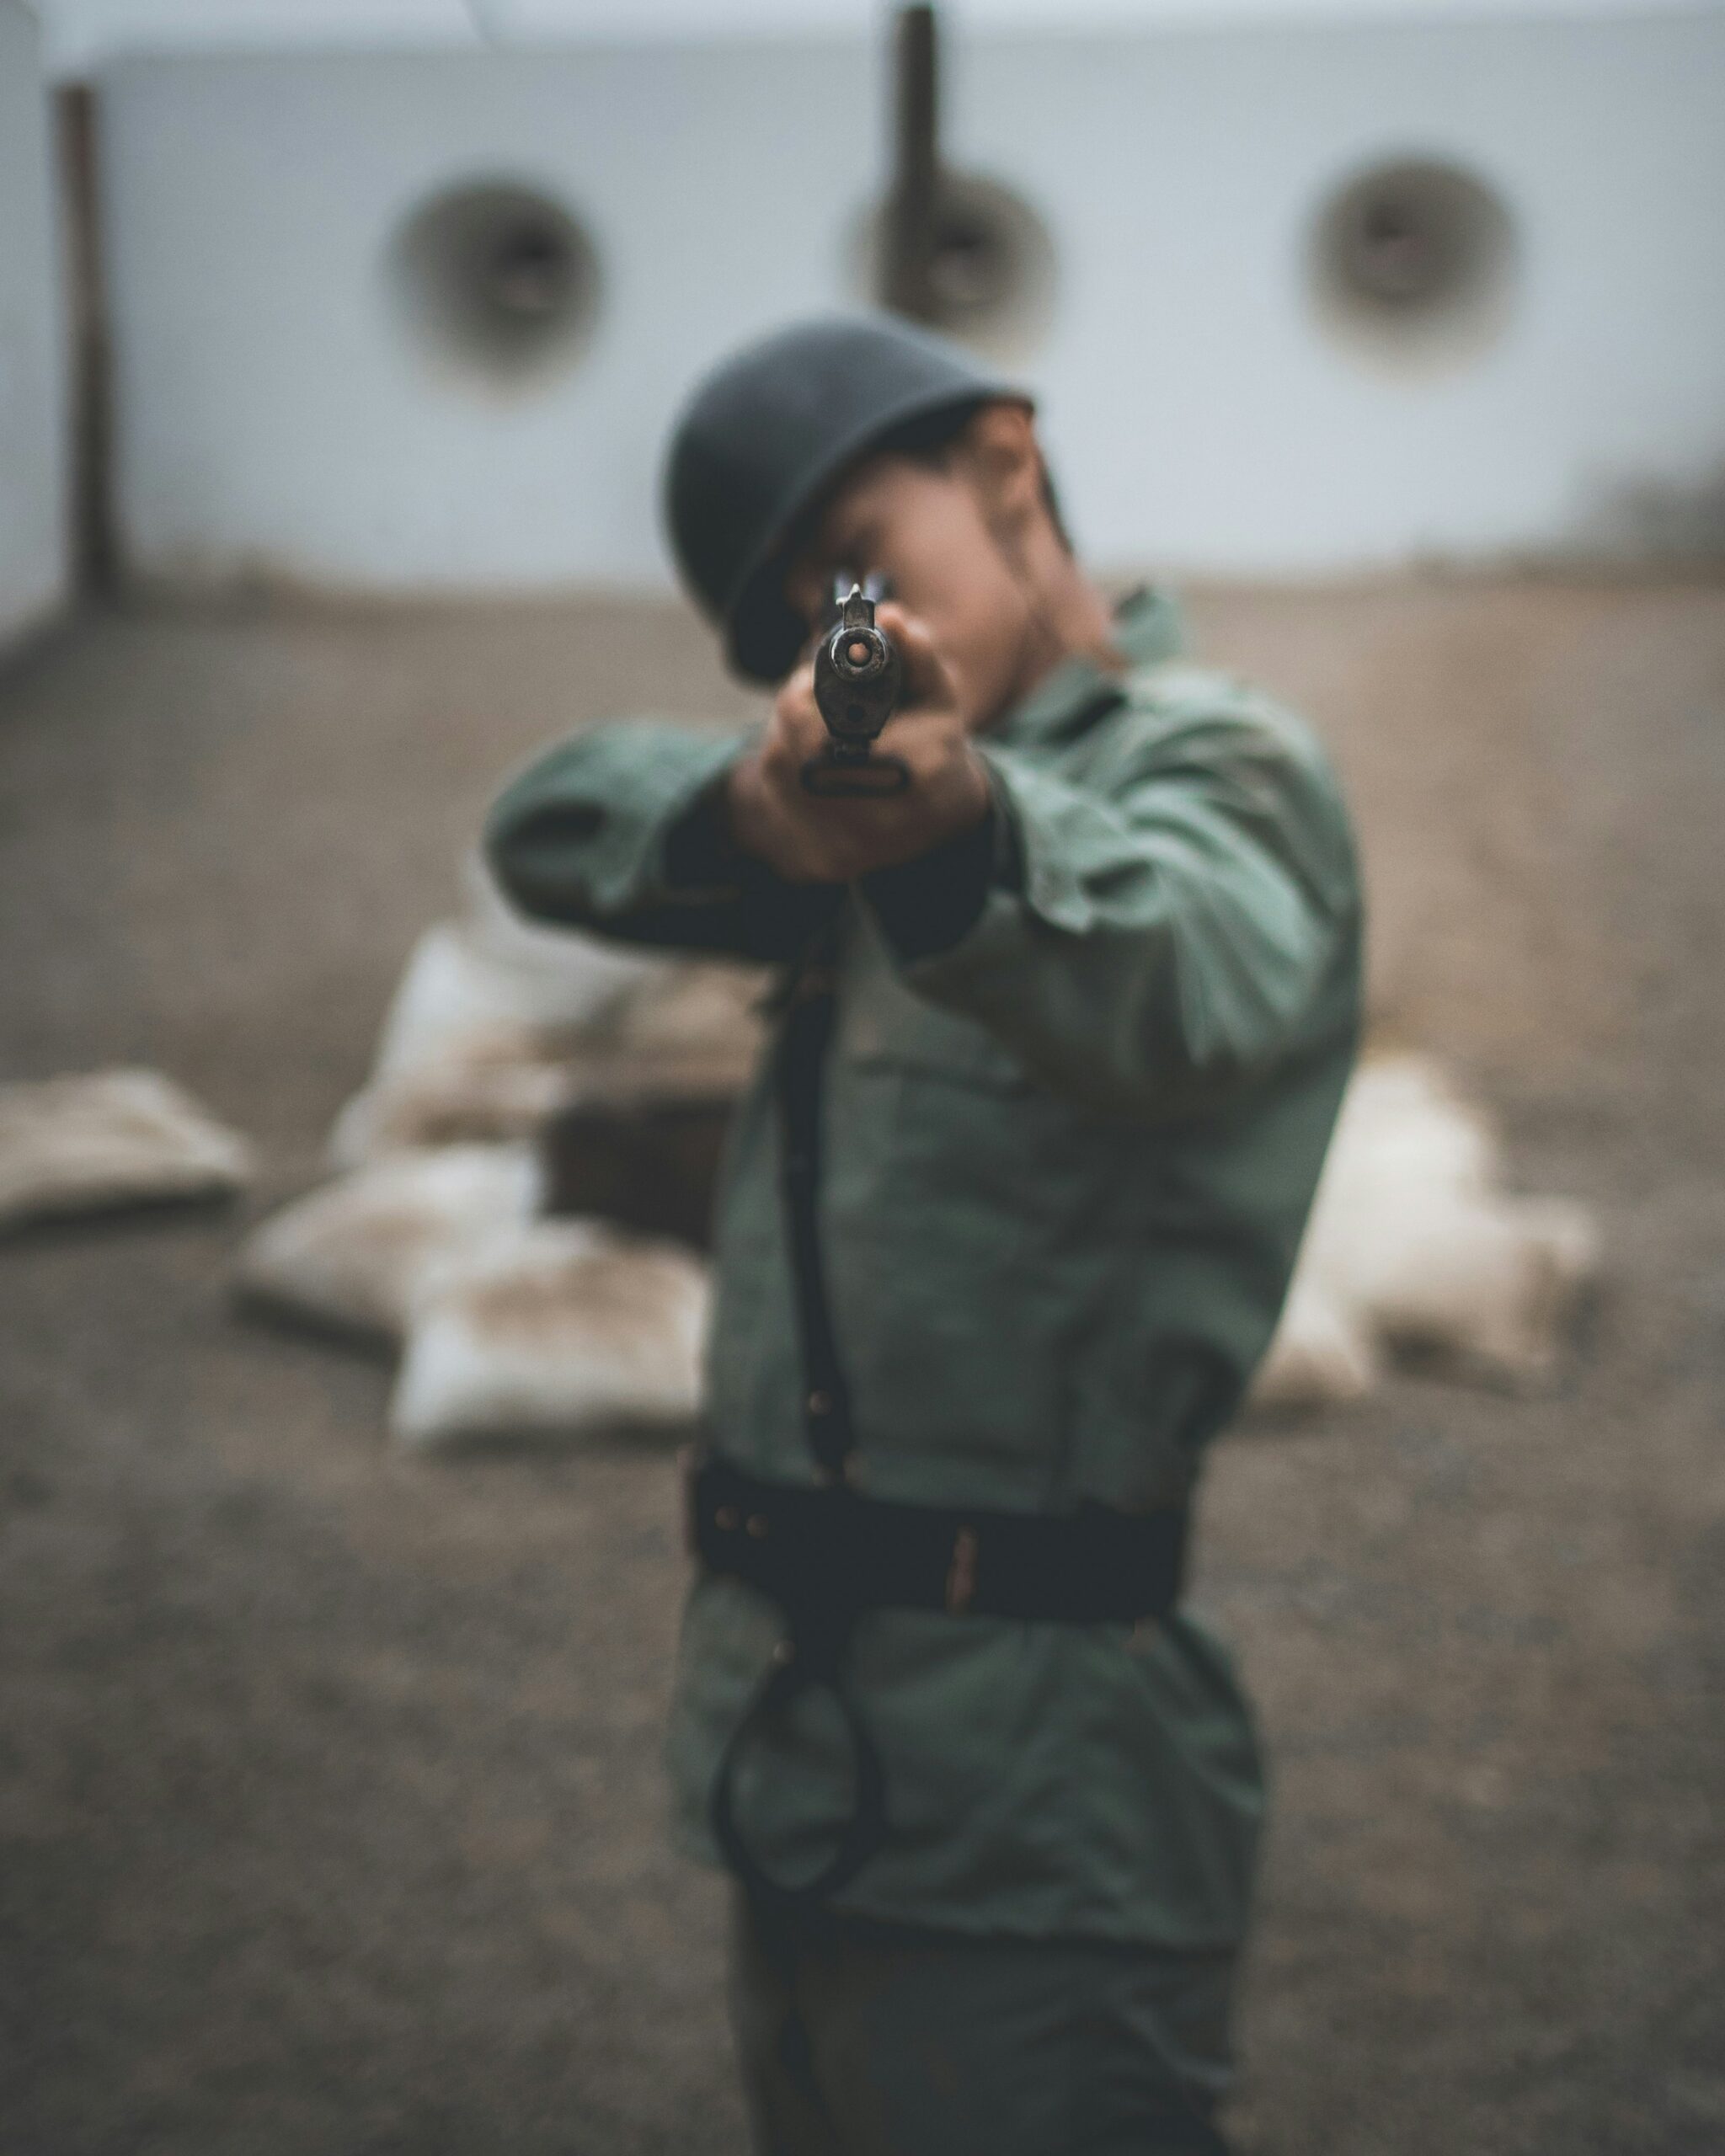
[235,858,759,1453]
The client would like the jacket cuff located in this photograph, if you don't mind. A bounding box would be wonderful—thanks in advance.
[857,780,1019,966]
[485,723,750,922]
[661,755,754,898]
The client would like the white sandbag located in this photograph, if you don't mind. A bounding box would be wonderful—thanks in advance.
[329,926,649,1166]
[0,1068,253,1231]
[1249,1054,1599,1411]
[329,1039,578,1166]
[370,910,650,1091]
[328,851,656,1164]
[1250,1280,1381,1412]
[390,1220,709,1452]
[1355,1190,1599,1390]
[331,960,769,1164]
[532,958,767,1123]
[233,1145,542,1342]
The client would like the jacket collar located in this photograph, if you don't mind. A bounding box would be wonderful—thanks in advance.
[988,585,1186,750]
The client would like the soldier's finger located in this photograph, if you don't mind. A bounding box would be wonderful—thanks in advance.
[874,601,960,715]
[762,707,837,797]
[773,659,819,731]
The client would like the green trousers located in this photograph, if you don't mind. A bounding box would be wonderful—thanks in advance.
[728,1892,1237,2156]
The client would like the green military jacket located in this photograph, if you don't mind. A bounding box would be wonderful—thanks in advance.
[486,590,1363,1950]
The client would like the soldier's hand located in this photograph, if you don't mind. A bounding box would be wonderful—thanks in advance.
[724,603,992,883]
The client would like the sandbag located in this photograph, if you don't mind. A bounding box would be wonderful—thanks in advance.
[0,1069,253,1232]
[1251,1055,1598,1410]
[391,1220,709,1452]
[233,1145,542,1342]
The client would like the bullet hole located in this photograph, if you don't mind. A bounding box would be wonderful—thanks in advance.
[855,173,1057,362]
[1310,157,1518,374]
[388,179,601,390]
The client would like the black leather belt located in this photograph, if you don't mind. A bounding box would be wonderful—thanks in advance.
[697,931,1188,1908]
[690,1452,1188,1633]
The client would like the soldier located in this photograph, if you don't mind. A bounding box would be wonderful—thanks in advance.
[485,313,1363,2155]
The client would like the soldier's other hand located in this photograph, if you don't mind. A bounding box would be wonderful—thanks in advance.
[725,603,992,883]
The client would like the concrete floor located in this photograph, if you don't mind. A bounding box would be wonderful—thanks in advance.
[1,579,1722,2155]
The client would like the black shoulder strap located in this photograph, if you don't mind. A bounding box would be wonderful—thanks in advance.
[709,922,889,1904]
[774,944,857,1486]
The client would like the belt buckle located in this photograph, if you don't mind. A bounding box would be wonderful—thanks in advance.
[944,1525,980,1614]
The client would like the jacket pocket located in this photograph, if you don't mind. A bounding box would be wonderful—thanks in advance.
[838,975,1034,1097]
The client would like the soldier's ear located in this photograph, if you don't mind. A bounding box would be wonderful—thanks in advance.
[958,401,1044,544]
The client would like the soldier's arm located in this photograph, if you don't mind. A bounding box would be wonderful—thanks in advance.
[484,720,834,961]
[856,696,1363,1121]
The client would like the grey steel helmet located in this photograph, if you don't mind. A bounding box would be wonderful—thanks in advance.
[661,313,1029,684]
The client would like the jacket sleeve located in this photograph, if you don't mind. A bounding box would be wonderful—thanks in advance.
[857,695,1363,1121]
[483,720,832,962]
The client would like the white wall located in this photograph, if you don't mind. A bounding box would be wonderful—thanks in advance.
[965,9,1725,574]
[37,0,1725,77]
[96,8,1725,595]
[0,1,71,651]
[99,43,876,590]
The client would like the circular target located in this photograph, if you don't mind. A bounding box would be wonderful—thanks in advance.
[855,173,1057,362]
[1309,157,1518,373]
[387,179,601,390]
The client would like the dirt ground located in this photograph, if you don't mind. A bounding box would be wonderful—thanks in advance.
[1,578,1721,2156]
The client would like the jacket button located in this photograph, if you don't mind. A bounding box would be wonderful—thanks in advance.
[746,1514,770,1539]
[715,1506,741,1532]
[807,1390,831,1417]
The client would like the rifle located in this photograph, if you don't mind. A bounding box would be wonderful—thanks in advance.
[802,577,911,798]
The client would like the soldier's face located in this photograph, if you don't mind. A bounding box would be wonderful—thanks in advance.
[781,418,1052,731]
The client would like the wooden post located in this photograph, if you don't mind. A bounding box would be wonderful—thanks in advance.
[881,4,941,324]
[57,86,116,598]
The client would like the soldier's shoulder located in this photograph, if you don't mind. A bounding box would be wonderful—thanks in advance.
[1123,654,1318,745]
[1096,655,1332,784]
[1096,658,1359,870]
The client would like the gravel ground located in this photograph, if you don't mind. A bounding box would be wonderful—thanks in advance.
[1,579,1721,2156]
